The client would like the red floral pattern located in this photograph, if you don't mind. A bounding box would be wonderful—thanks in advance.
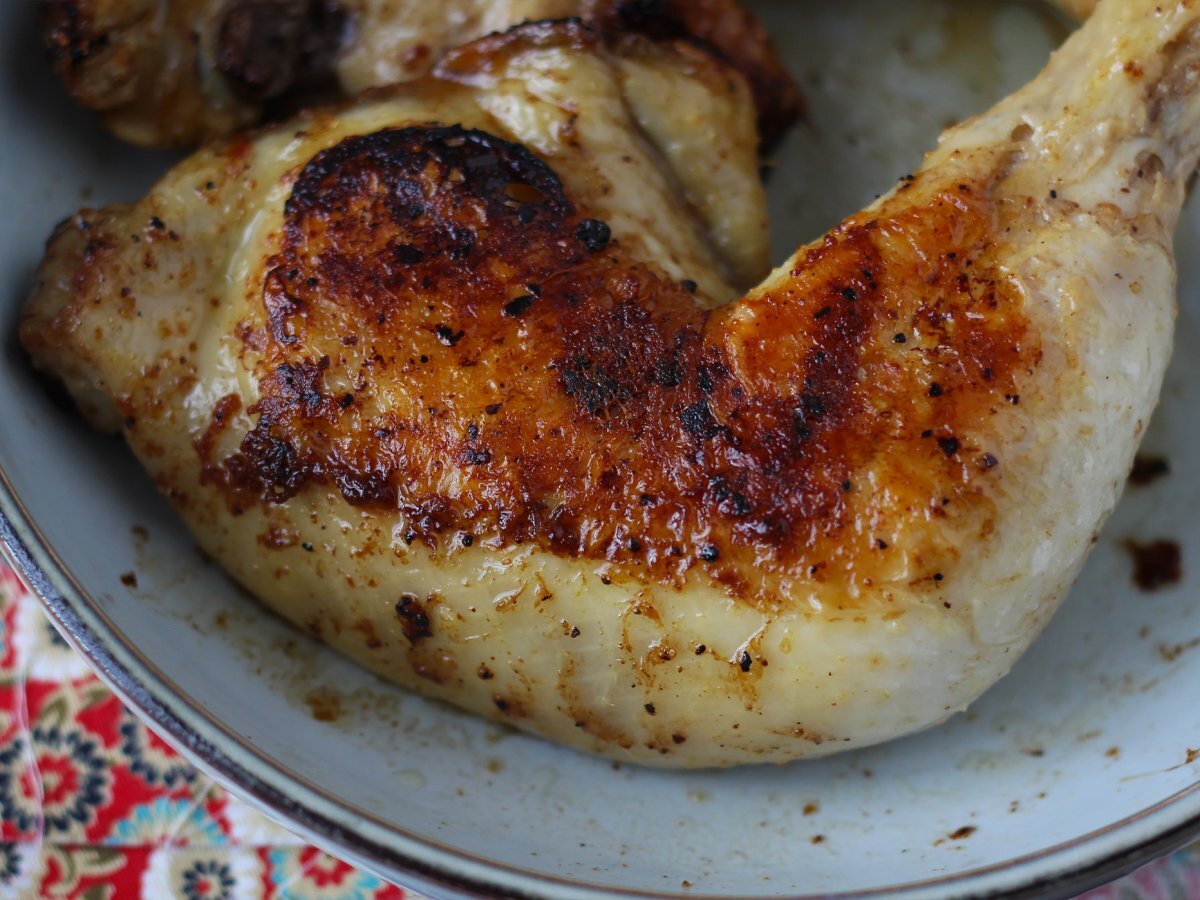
[0,561,1191,898]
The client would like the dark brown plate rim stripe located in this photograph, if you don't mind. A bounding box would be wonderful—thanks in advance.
[0,460,1197,900]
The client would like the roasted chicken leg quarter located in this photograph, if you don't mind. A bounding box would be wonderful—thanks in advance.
[40,0,800,149]
[22,0,1200,767]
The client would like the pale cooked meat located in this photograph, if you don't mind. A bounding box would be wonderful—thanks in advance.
[41,0,801,149]
[22,0,1200,767]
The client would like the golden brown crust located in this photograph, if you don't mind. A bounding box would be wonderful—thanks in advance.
[195,123,1033,608]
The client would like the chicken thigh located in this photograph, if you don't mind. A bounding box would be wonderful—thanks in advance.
[41,0,800,149]
[22,0,1200,767]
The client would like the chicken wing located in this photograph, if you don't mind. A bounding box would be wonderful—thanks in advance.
[41,0,800,149]
[22,0,1200,767]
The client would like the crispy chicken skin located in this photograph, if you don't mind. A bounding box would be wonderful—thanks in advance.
[23,1,1200,766]
[41,0,800,149]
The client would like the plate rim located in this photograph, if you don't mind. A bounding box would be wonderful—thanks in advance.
[1,462,1199,899]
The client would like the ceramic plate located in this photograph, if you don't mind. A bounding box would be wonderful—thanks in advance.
[3,2,1200,897]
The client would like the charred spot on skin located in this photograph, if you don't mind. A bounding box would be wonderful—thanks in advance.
[503,294,535,318]
[395,593,432,644]
[577,219,612,253]
[680,401,721,440]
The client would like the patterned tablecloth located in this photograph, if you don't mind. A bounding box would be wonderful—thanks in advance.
[0,562,1194,899]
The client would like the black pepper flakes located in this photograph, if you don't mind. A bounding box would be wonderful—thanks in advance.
[485,403,502,415]
[644,703,656,715]
[464,448,492,465]
[695,644,707,655]
[894,333,907,344]
[928,383,944,398]
[938,437,961,457]
[698,545,720,562]
[739,651,753,672]
[436,325,465,346]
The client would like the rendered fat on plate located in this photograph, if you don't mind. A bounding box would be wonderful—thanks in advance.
[21,1,1199,767]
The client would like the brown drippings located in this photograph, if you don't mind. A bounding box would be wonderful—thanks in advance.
[1124,539,1183,591]
[1129,454,1170,487]
[119,571,138,588]
[948,825,977,841]
[1158,637,1200,663]
[305,686,342,722]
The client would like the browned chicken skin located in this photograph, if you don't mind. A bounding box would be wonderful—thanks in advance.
[41,0,801,149]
